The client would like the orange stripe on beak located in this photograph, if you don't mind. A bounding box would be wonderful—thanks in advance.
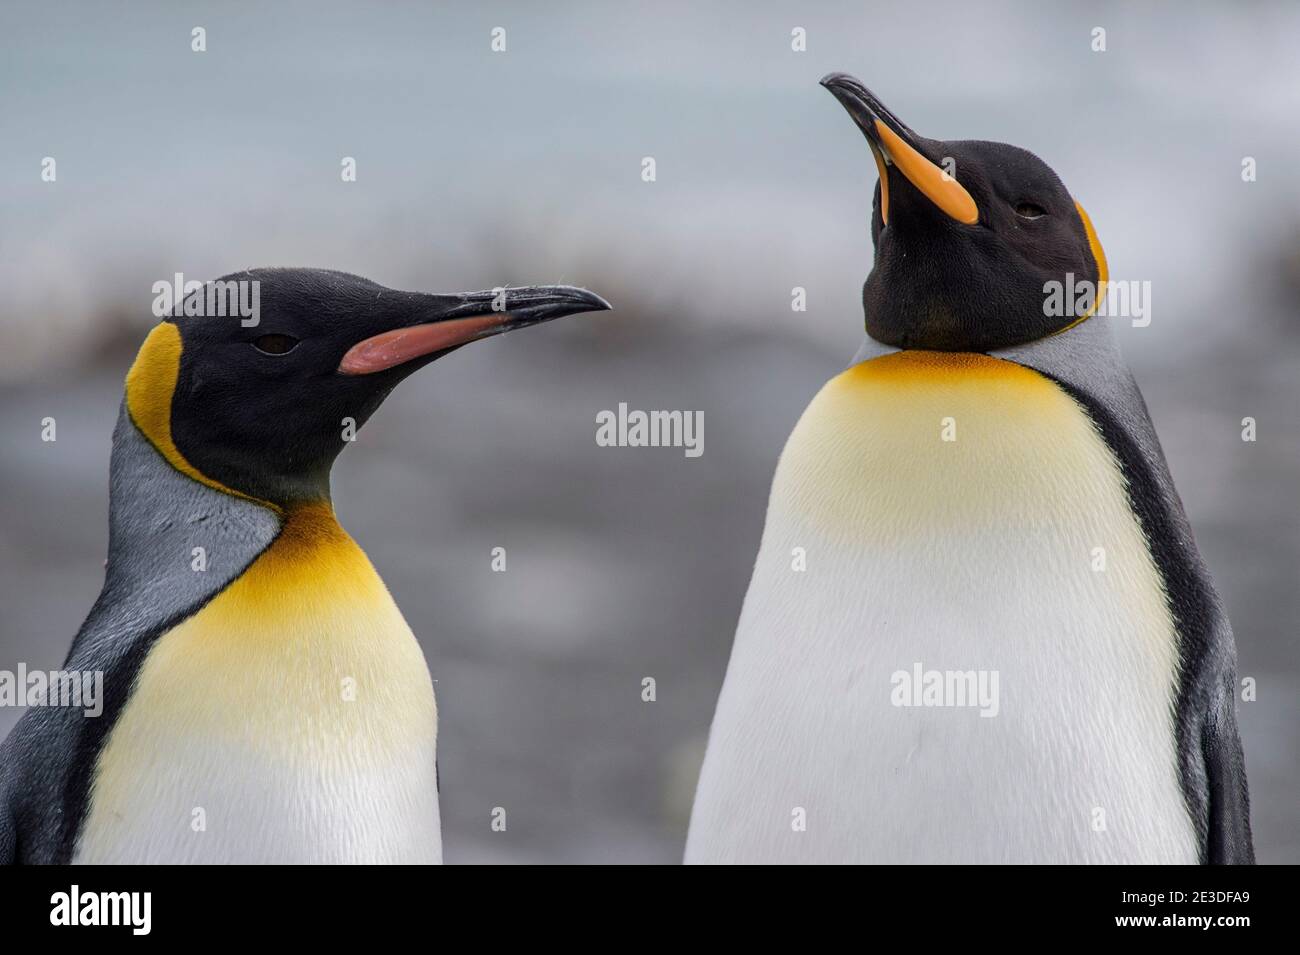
[874,120,979,226]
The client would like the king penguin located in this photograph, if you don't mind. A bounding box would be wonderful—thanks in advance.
[685,74,1253,865]
[0,268,609,864]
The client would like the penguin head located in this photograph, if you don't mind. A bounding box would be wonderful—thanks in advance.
[821,73,1107,352]
[125,268,610,507]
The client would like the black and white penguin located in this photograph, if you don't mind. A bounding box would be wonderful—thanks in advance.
[0,269,609,863]
[686,75,1252,865]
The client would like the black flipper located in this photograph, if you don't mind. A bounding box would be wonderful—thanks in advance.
[1202,675,1254,863]
[0,405,280,863]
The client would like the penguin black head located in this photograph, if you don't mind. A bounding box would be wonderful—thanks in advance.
[125,268,610,507]
[821,73,1108,352]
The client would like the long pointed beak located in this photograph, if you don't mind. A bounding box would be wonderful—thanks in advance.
[339,285,611,375]
[820,73,979,226]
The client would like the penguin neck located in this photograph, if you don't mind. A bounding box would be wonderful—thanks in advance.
[226,465,336,512]
[96,403,399,661]
[108,397,342,535]
[851,314,1115,368]
[269,498,355,555]
[102,402,286,602]
[108,397,361,556]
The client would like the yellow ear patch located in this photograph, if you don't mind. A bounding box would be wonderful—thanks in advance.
[1075,200,1108,316]
[1049,202,1108,337]
[124,322,276,510]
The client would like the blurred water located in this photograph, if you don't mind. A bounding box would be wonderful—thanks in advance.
[0,1,1296,862]
[4,1,1300,370]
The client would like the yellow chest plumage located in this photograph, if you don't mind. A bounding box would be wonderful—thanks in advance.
[783,349,1105,535]
[75,504,441,864]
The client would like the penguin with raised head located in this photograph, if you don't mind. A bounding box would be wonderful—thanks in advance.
[0,269,609,864]
[686,74,1252,864]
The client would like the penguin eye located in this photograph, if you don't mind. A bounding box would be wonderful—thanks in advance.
[1015,202,1048,220]
[252,334,300,355]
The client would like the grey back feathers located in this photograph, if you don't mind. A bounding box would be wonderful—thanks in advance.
[0,403,280,863]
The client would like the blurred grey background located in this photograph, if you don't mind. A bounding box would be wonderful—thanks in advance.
[1,1,1296,863]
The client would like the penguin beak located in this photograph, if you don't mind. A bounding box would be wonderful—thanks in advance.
[819,73,979,227]
[339,285,611,375]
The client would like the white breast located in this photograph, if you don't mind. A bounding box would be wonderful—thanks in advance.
[686,352,1198,864]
